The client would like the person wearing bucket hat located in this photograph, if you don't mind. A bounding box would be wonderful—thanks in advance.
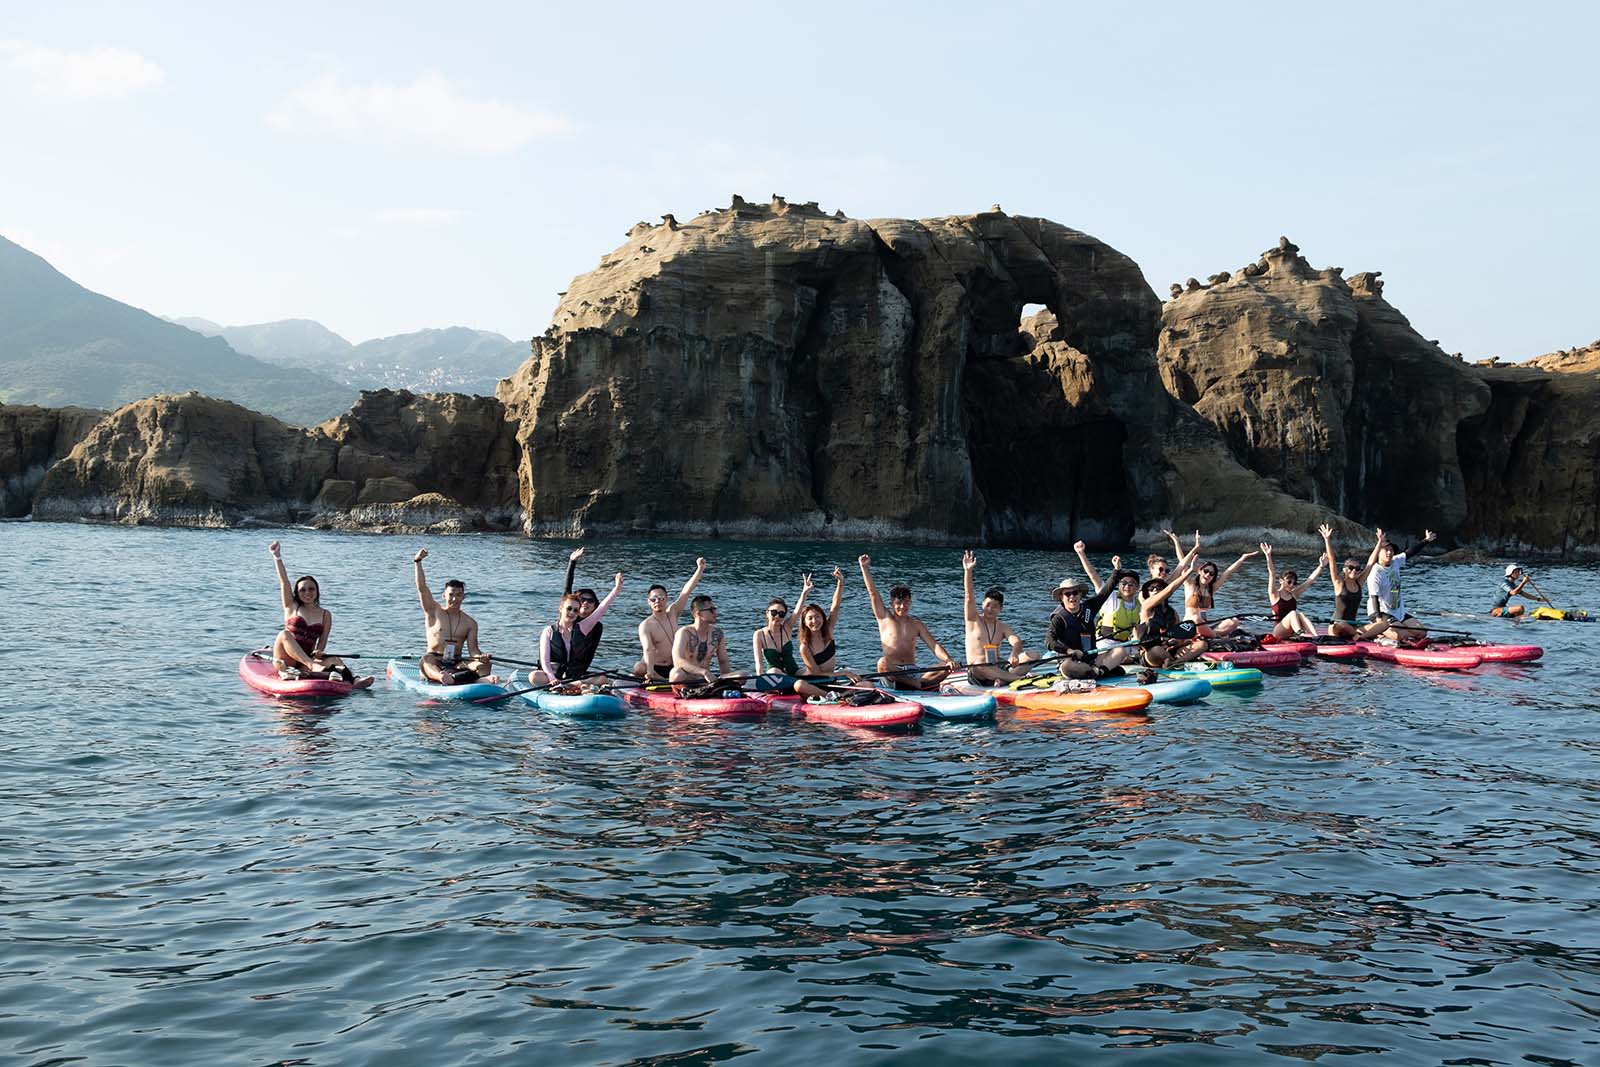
[1044,541,1130,678]
[1492,563,1537,617]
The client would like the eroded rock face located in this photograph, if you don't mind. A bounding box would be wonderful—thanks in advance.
[502,197,1177,543]
[33,389,521,532]
[1459,343,1600,554]
[1159,243,1490,535]
[0,403,104,516]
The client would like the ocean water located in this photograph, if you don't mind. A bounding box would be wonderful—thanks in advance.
[4,522,1599,1065]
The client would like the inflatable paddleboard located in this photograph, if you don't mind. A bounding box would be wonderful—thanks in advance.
[1257,638,1318,656]
[1161,663,1264,689]
[239,654,353,698]
[1313,643,1364,659]
[801,697,923,729]
[1352,643,1481,670]
[624,687,767,717]
[953,681,1153,714]
[1104,674,1211,705]
[386,660,510,701]
[1203,648,1302,668]
[886,688,997,721]
[1434,642,1542,663]
[517,688,627,718]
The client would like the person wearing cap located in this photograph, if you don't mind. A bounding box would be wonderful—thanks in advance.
[1491,564,1538,617]
[1320,524,1389,639]
[1045,540,1130,678]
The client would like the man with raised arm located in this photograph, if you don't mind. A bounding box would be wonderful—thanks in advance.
[1367,529,1438,643]
[859,554,958,691]
[413,548,497,685]
[670,594,734,685]
[961,549,1036,686]
[632,557,707,682]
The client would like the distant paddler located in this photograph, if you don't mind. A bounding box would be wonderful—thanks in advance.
[961,549,1037,686]
[1261,541,1325,638]
[632,557,707,683]
[1492,564,1542,617]
[859,554,958,690]
[413,548,500,685]
[749,573,827,697]
[266,540,373,688]
[1320,524,1386,639]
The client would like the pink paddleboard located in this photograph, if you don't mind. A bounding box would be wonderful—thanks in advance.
[1434,643,1542,663]
[624,687,768,717]
[1354,642,1482,670]
[239,654,353,698]
[801,699,923,729]
[1203,648,1302,668]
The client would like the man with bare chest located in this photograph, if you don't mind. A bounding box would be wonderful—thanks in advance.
[669,594,733,684]
[632,557,706,682]
[413,549,496,684]
[859,554,957,690]
[960,550,1035,686]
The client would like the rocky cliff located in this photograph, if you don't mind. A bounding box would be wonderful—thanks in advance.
[1158,240,1491,536]
[0,403,104,517]
[32,389,520,532]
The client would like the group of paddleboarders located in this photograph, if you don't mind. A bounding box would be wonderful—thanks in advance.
[261,523,1544,692]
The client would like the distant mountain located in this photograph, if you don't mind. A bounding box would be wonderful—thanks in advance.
[172,316,528,396]
[0,237,356,425]
[174,317,354,368]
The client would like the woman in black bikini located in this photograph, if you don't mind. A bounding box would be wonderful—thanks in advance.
[1319,523,1386,639]
[267,541,373,688]
[798,566,847,677]
[751,573,827,697]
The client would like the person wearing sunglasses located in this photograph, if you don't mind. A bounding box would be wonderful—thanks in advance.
[670,594,733,684]
[749,574,827,697]
[1320,523,1385,639]
[530,570,625,688]
[560,546,608,677]
[1183,547,1259,638]
[631,557,707,682]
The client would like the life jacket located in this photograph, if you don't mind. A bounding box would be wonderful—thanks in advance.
[1098,597,1140,641]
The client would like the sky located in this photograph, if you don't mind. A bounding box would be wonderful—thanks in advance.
[1,1,1594,357]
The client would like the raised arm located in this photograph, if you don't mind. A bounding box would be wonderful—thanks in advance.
[962,550,978,624]
[268,541,294,613]
[1261,543,1279,603]
[1144,560,1195,610]
[1400,530,1438,563]
[793,573,813,633]
[1212,549,1260,594]
[1355,527,1384,584]
[826,565,844,629]
[1290,558,1326,600]
[859,554,887,620]
[579,573,624,636]
[413,549,438,613]
[1319,524,1342,593]
[1074,540,1104,593]
[563,547,583,595]
[667,557,707,619]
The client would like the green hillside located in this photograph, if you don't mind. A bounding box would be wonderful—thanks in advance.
[0,237,356,425]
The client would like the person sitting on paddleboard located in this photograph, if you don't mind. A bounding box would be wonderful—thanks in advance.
[1045,542,1132,678]
[670,594,733,685]
[1492,564,1539,617]
[1136,560,1208,668]
[413,548,499,685]
[749,575,827,697]
[561,547,608,676]
[1184,547,1259,637]
[1367,530,1437,643]
[632,557,706,683]
[798,566,848,679]
[1320,524,1387,639]
[1262,542,1325,639]
[961,550,1037,686]
[267,541,373,688]
[860,554,958,691]
[530,571,624,689]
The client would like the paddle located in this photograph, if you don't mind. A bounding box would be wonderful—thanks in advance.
[1526,577,1559,609]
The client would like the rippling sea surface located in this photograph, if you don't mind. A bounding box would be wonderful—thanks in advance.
[5,523,1600,1065]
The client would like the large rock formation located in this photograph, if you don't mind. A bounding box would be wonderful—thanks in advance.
[1458,342,1600,554]
[1159,240,1490,534]
[0,403,104,516]
[33,389,521,531]
[500,196,1306,545]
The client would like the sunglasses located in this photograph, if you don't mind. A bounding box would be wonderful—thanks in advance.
[648,594,666,602]
[768,609,787,618]
[699,606,717,613]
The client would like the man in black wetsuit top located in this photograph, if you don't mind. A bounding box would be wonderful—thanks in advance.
[1045,577,1131,679]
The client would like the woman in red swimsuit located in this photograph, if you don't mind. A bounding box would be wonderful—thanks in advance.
[268,541,373,687]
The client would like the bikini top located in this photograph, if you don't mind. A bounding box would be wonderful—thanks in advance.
[285,613,325,646]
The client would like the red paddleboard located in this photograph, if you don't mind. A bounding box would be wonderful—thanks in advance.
[1314,643,1365,660]
[1355,642,1481,670]
[1203,648,1302,668]
[624,688,767,717]
[1435,643,1542,663]
[801,699,923,729]
[239,654,352,698]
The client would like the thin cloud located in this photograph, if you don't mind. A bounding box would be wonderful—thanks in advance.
[373,207,470,226]
[0,39,165,99]
[267,72,568,154]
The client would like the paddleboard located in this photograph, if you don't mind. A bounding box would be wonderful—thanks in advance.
[1203,648,1302,668]
[952,681,1153,714]
[1434,642,1542,663]
[1352,643,1481,670]
[801,697,923,729]
[624,687,767,717]
[1103,674,1211,705]
[517,688,627,718]
[1160,663,1265,689]
[387,660,509,701]
[886,688,998,721]
[239,654,353,698]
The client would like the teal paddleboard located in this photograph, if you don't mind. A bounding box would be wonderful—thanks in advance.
[387,660,509,702]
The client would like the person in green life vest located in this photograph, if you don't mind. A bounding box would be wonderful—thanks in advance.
[750,573,827,696]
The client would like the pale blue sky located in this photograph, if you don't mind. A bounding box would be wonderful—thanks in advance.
[2,1,1593,358]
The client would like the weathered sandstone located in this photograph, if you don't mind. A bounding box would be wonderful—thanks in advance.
[0,403,104,516]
